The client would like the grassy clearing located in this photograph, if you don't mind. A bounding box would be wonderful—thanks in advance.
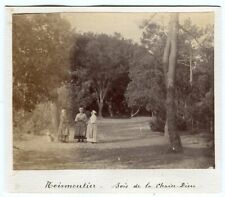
[13,117,214,169]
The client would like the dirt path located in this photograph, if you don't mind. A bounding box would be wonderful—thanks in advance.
[13,117,214,169]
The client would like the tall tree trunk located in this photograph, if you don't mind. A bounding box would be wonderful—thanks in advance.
[95,83,109,118]
[163,13,183,152]
[97,89,104,118]
[189,45,193,86]
[162,16,171,138]
[164,119,169,137]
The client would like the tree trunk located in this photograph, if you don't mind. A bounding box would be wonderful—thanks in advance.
[164,119,169,137]
[163,13,183,152]
[190,117,194,130]
[98,99,104,118]
[163,16,171,138]
[162,20,171,86]
[95,88,104,118]
[95,83,109,118]
[106,99,114,117]
[189,45,193,86]
[108,102,113,117]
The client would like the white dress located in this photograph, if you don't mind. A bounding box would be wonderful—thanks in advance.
[87,114,97,143]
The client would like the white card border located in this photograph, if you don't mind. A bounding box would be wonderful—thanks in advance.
[1,3,225,196]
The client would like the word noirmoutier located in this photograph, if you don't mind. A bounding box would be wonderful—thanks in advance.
[45,181,96,189]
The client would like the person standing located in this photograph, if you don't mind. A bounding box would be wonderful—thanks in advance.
[58,109,69,143]
[74,107,88,142]
[87,110,98,143]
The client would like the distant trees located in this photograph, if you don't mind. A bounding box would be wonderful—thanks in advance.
[125,20,167,123]
[125,41,166,119]
[126,13,214,136]
[13,12,214,141]
[70,33,136,117]
[179,22,214,131]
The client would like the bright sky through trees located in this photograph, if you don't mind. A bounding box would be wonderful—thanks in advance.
[62,12,214,43]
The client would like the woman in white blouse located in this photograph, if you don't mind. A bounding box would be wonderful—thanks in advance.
[86,110,98,143]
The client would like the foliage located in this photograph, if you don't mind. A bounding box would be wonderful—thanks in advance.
[13,13,73,111]
[126,18,214,132]
[13,13,214,136]
[13,102,53,136]
[125,46,166,118]
[70,33,137,116]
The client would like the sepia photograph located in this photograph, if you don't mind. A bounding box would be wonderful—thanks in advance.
[11,9,216,171]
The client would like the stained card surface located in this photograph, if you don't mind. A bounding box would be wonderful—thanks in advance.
[5,6,222,193]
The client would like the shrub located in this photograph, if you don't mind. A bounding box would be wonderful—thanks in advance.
[13,101,53,136]
[149,116,164,132]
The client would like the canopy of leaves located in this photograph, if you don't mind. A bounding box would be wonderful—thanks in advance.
[125,46,165,115]
[70,33,138,115]
[126,19,214,130]
[13,13,73,111]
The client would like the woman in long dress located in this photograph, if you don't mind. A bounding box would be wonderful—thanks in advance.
[87,110,97,143]
[58,109,69,143]
[74,107,88,142]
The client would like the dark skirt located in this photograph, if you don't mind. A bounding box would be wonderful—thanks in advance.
[74,121,87,139]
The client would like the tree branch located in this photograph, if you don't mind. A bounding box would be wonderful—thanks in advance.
[130,107,140,118]
[179,24,204,48]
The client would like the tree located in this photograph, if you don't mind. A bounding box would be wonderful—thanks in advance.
[127,14,214,135]
[106,72,130,117]
[189,24,214,130]
[13,13,73,134]
[125,45,166,120]
[163,13,183,152]
[177,21,214,131]
[125,22,166,128]
[70,33,135,117]
[13,13,73,111]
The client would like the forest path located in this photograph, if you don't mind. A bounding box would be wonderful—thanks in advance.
[13,117,214,169]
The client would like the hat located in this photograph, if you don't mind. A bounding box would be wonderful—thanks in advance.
[92,110,97,114]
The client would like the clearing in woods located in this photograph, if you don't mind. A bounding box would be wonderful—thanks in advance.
[13,117,214,169]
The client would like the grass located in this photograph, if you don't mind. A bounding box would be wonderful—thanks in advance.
[13,117,214,170]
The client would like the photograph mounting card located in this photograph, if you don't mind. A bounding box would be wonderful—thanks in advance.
[5,5,222,193]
